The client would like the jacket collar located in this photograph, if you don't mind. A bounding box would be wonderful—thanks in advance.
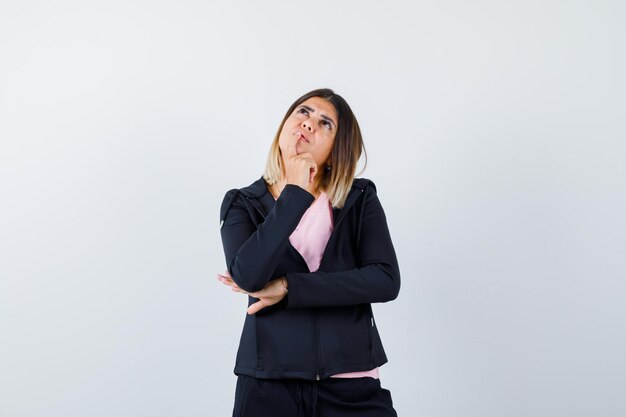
[240,175,372,225]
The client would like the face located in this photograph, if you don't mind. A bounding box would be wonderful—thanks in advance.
[278,96,338,168]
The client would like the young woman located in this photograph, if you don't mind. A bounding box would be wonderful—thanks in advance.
[218,88,401,417]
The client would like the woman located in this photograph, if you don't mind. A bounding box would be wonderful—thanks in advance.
[218,88,400,417]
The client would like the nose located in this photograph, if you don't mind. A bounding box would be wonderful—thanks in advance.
[301,120,313,132]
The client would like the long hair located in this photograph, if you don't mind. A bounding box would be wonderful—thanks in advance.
[263,88,367,208]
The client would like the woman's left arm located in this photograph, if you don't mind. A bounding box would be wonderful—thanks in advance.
[285,184,401,308]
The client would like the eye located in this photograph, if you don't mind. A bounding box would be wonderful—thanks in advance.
[322,120,332,129]
[297,107,309,115]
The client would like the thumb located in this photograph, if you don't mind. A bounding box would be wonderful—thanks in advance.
[247,300,265,315]
[309,164,318,183]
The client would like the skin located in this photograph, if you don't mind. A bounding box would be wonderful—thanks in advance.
[218,96,339,314]
[270,96,338,198]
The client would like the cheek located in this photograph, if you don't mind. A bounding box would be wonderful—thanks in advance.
[319,136,335,157]
[278,129,288,145]
[326,133,336,150]
[279,119,298,140]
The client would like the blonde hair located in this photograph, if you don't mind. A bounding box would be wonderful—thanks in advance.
[263,89,367,208]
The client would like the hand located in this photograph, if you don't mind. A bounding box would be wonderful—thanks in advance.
[216,270,248,294]
[217,271,288,315]
[283,132,318,194]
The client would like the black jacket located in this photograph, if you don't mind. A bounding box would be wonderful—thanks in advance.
[219,175,401,380]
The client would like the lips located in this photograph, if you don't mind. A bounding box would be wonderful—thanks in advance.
[296,131,310,143]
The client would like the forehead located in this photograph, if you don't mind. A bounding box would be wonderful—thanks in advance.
[298,97,337,119]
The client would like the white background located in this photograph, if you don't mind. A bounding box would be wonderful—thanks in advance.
[1,1,625,416]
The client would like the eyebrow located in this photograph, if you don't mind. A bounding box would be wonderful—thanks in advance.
[300,105,337,129]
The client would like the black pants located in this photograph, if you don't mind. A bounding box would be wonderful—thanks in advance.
[232,374,398,417]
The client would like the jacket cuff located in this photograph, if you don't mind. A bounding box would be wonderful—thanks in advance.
[280,184,315,203]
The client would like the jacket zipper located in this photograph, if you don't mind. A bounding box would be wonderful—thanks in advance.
[311,189,364,381]
[289,248,321,380]
[245,188,364,381]
[314,311,321,380]
[247,198,322,379]
[289,247,321,380]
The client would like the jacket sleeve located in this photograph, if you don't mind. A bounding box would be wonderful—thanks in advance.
[219,184,315,293]
[285,184,401,308]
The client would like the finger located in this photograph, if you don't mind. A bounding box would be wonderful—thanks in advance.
[285,132,300,158]
[309,165,317,183]
[247,300,266,315]
[219,276,247,294]
[217,275,243,292]
[218,273,237,285]
[231,284,248,294]
[217,273,233,282]
[249,288,270,298]
[217,275,233,285]
[297,152,314,160]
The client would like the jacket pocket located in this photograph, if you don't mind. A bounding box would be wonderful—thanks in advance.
[256,308,315,371]
[318,305,371,370]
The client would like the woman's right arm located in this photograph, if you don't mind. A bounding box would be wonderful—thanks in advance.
[219,184,314,293]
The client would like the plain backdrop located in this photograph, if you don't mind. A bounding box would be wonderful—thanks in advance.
[1,1,625,416]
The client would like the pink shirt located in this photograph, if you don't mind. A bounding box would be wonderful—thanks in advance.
[285,191,380,379]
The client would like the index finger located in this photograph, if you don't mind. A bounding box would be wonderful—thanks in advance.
[285,132,300,157]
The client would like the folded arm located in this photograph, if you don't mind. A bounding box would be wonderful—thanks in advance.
[220,184,314,293]
[285,185,401,308]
